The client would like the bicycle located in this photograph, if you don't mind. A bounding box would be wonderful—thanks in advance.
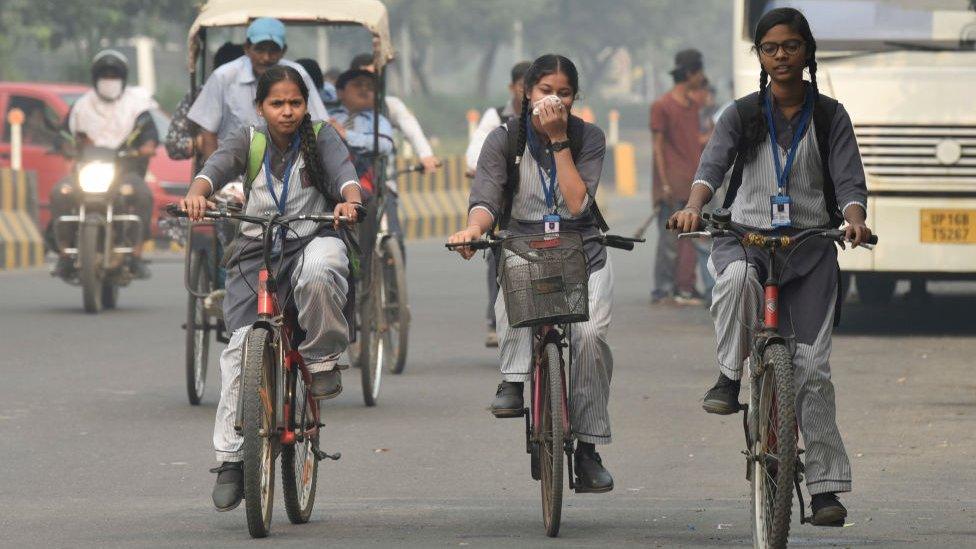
[350,161,430,404]
[166,204,354,538]
[679,208,877,549]
[447,231,642,537]
[162,198,238,405]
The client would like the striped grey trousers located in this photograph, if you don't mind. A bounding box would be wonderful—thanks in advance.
[709,258,852,494]
[496,259,615,445]
[214,236,349,462]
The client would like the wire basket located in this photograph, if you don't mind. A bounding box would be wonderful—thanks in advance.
[499,232,589,328]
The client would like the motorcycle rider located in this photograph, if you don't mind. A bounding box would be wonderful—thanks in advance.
[50,49,158,279]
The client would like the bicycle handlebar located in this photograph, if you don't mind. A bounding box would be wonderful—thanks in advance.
[445,233,645,252]
[165,203,362,227]
[678,210,878,249]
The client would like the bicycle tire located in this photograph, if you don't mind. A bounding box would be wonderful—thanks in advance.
[185,251,210,406]
[360,256,384,406]
[382,238,410,374]
[540,342,564,538]
[101,279,119,309]
[242,326,276,538]
[282,369,319,524]
[79,223,102,314]
[749,343,797,549]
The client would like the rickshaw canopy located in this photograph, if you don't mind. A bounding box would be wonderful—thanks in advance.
[187,0,394,72]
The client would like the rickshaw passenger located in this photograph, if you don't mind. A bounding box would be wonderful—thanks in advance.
[328,69,395,188]
[188,17,329,158]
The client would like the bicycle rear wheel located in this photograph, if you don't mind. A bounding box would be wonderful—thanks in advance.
[540,342,565,537]
[185,250,210,405]
[749,343,797,549]
[242,327,277,538]
[382,238,410,374]
[282,369,319,524]
[360,254,385,406]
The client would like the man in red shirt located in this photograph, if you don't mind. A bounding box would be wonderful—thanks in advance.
[650,49,708,305]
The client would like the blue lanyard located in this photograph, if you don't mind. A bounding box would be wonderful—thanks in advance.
[264,133,300,215]
[764,90,814,194]
[264,133,300,245]
[527,123,558,213]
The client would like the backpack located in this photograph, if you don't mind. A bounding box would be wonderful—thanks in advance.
[723,91,843,228]
[499,114,609,232]
[243,121,326,200]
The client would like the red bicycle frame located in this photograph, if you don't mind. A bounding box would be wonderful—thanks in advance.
[256,269,321,447]
[530,325,571,447]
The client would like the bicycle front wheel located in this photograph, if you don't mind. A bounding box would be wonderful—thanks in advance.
[540,342,565,537]
[360,255,386,406]
[185,251,210,405]
[282,369,319,524]
[242,327,277,538]
[382,238,410,374]
[749,343,797,549]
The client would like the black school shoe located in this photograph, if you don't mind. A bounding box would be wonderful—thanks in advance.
[490,381,523,417]
[702,373,742,415]
[810,492,847,526]
[210,461,244,512]
[574,444,614,493]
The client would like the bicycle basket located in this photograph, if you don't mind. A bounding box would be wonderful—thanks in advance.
[499,232,589,328]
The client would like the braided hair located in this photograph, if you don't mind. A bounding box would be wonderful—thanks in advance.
[514,54,580,166]
[255,66,327,194]
[743,7,819,160]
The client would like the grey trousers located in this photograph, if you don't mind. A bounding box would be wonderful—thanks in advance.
[496,259,615,444]
[709,257,852,495]
[214,236,350,462]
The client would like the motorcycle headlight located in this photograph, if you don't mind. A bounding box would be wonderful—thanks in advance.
[78,162,116,193]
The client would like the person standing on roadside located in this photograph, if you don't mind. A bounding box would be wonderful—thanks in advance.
[464,60,531,347]
[188,18,328,159]
[650,49,707,305]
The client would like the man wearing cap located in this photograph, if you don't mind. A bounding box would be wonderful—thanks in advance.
[188,17,329,159]
[649,49,708,306]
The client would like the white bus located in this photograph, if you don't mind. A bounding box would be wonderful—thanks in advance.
[733,0,976,304]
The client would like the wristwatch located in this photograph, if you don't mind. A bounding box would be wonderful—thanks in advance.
[550,140,571,152]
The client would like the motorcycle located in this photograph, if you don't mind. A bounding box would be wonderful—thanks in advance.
[52,146,145,313]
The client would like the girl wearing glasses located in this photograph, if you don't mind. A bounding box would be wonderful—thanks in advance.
[668,7,872,526]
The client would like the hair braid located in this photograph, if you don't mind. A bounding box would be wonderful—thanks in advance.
[514,95,530,165]
[743,68,770,161]
[298,113,327,195]
[807,58,819,97]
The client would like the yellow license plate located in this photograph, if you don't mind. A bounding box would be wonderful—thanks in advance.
[920,209,976,243]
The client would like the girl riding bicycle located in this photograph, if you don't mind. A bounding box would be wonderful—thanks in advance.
[180,66,362,512]
[668,7,872,526]
[448,54,616,492]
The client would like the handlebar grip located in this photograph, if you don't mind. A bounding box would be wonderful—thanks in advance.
[866,235,878,245]
[605,239,634,251]
[165,203,187,217]
[445,240,490,251]
[604,234,639,251]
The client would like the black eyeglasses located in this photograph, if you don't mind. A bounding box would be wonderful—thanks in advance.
[758,39,805,57]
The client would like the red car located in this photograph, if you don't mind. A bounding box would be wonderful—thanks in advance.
[0,82,192,235]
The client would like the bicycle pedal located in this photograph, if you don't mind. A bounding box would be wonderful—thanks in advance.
[312,448,341,461]
[335,363,350,371]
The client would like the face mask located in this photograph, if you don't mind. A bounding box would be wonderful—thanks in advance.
[95,78,124,101]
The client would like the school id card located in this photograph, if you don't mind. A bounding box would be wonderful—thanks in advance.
[770,195,792,228]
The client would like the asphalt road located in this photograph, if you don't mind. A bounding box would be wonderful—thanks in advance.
[1,198,974,548]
